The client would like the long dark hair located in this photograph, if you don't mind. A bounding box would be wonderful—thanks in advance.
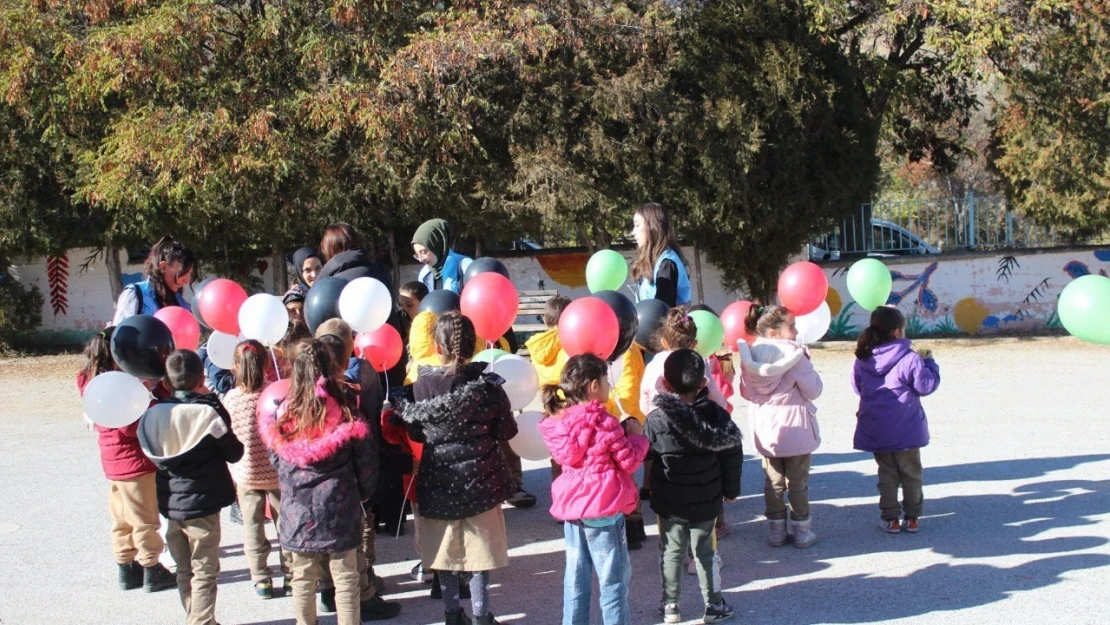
[542,353,609,415]
[277,340,354,442]
[630,203,688,283]
[80,327,117,382]
[856,306,906,360]
[744,301,792,338]
[433,311,476,375]
[145,236,196,308]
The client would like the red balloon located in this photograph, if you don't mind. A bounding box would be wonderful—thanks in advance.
[778,262,829,316]
[559,297,620,359]
[721,300,754,351]
[256,379,291,421]
[460,273,519,341]
[356,325,403,372]
[197,278,248,336]
[154,306,201,352]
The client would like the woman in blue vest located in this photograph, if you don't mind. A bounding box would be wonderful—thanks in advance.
[411,219,473,294]
[631,202,692,307]
[111,236,196,326]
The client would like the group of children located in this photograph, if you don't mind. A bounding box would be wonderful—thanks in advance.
[81,284,940,625]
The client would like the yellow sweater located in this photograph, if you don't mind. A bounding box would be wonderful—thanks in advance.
[524,328,569,389]
[405,310,510,384]
[605,343,646,424]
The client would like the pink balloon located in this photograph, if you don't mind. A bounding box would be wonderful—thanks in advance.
[558,297,619,358]
[256,379,291,421]
[778,262,829,316]
[197,279,248,336]
[356,325,403,373]
[154,306,201,352]
[460,273,519,341]
[721,300,754,351]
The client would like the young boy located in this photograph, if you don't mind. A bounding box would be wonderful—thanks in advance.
[137,350,244,625]
[398,281,429,322]
[645,349,743,624]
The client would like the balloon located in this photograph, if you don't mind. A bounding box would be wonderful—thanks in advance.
[559,297,620,359]
[778,261,829,316]
[256,379,292,422]
[1058,275,1110,344]
[355,324,404,372]
[586,250,629,293]
[154,306,201,352]
[82,371,152,428]
[419,289,461,315]
[189,277,215,330]
[473,348,509,364]
[197,278,248,335]
[206,331,240,370]
[795,301,832,345]
[721,301,754,350]
[305,276,349,334]
[239,293,289,346]
[593,290,638,361]
[846,258,893,311]
[488,354,540,411]
[634,298,670,350]
[339,277,392,333]
[111,315,176,379]
[689,310,725,357]
[463,257,511,285]
[508,411,550,461]
[460,273,519,340]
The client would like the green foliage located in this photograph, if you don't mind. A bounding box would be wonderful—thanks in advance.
[0,269,44,352]
[931,316,959,335]
[828,302,859,340]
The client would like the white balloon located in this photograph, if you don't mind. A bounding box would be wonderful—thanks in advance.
[206,331,240,370]
[508,411,550,461]
[82,371,152,428]
[238,293,289,347]
[489,354,540,411]
[795,301,831,345]
[339,278,392,334]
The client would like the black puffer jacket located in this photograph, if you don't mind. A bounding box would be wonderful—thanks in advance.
[645,389,744,524]
[401,363,518,520]
[318,248,393,291]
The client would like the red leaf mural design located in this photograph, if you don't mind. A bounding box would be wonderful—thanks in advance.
[47,254,69,316]
[257,260,269,275]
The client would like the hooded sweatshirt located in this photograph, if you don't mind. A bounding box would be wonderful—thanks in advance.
[738,338,823,458]
[640,349,728,418]
[525,328,569,388]
[852,339,940,453]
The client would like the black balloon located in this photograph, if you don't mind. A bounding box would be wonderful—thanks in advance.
[418,289,461,315]
[634,298,670,352]
[305,276,349,334]
[595,290,638,362]
[462,257,510,285]
[111,315,176,379]
[189,277,215,330]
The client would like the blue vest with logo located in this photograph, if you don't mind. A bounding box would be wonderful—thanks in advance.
[131,279,190,316]
[637,248,692,306]
[418,250,473,294]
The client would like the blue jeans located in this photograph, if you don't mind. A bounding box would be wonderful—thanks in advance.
[563,516,632,625]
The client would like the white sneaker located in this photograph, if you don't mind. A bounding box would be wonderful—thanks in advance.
[410,562,432,583]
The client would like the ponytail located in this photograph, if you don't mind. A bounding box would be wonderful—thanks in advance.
[433,311,476,374]
[654,307,698,352]
[855,306,906,359]
[745,301,791,338]
[543,354,609,415]
[541,383,567,415]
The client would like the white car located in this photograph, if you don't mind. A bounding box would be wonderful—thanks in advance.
[809,219,941,261]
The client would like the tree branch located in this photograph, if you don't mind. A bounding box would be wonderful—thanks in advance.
[834,10,875,38]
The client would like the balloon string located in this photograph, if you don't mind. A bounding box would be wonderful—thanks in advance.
[270,346,281,381]
[397,473,414,539]
[383,366,390,401]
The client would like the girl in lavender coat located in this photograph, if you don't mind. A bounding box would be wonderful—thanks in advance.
[853,306,940,534]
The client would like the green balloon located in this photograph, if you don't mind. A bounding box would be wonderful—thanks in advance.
[846,258,893,311]
[586,249,629,293]
[1058,275,1110,344]
[473,348,509,364]
[689,310,724,358]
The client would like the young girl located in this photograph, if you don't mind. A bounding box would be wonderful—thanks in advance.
[630,202,691,308]
[539,354,648,625]
[853,306,940,534]
[738,304,823,548]
[224,340,291,599]
[400,311,518,625]
[78,328,177,593]
[259,340,380,625]
[640,308,729,417]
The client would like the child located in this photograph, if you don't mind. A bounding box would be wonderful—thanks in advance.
[137,350,245,625]
[399,280,430,322]
[224,340,292,599]
[259,340,396,625]
[689,304,734,402]
[525,295,571,388]
[853,306,940,533]
[738,304,822,548]
[77,328,177,593]
[539,354,649,625]
[645,349,742,624]
[400,311,518,625]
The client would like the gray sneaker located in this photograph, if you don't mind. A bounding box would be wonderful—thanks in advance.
[660,602,681,624]
[703,599,735,624]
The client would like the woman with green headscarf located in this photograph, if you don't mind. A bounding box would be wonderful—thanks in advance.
[412,219,473,294]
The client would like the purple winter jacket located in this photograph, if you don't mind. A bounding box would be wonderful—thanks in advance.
[852,339,940,453]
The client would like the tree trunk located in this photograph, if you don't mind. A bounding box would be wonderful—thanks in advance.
[693,244,705,305]
[105,246,123,300]
[271,244,287,295]
[387,228,401,289]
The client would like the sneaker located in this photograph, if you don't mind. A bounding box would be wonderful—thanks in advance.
[660,602,681,624]
[445,610,469,625]
[143,562,177,593]
[254,579,274,600]
[229,500,243,525]
[904,517,919,533]
[410,562,433,583]
[319,588,336,612]
[360,595,402,621]
[119,562,143,591]
[703,599,735,624]
[473,613,501,625]
[506,489,537,509]
[882,518,902,534]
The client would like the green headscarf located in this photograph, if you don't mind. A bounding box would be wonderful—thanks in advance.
[412,219,454,278]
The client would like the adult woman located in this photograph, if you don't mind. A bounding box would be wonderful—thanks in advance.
[283,247,322,322]
[630,203,692,308]
[111,236,196,325]
[411,219,472,294]
[317,223,394,289]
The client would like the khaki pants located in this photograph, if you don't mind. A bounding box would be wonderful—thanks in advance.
[108,473,163,567]
[762,454,812,521]
[499,440,524,491]
[237,486,292,583]
[292,549,360,625]
[166,514,221,625]
[320,512,375,602]
[874,449,924,520]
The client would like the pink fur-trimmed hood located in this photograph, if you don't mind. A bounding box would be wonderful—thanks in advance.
[259,397,370,468]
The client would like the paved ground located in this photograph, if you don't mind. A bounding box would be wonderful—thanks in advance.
[2,337,1109,625]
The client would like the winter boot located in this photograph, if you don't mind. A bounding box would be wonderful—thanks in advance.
[445,609,469,625]
[319,588,336,612]
[768,519,789,547]
[626,518,645,551]
[473,612,501,625]
[360,595,402,621]
[792,518,818,549]
[119,562,143,591]
[143,562,177,593]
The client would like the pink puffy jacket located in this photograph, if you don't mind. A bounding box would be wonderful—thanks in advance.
[538,400,649,522]
[738,338,823,458]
